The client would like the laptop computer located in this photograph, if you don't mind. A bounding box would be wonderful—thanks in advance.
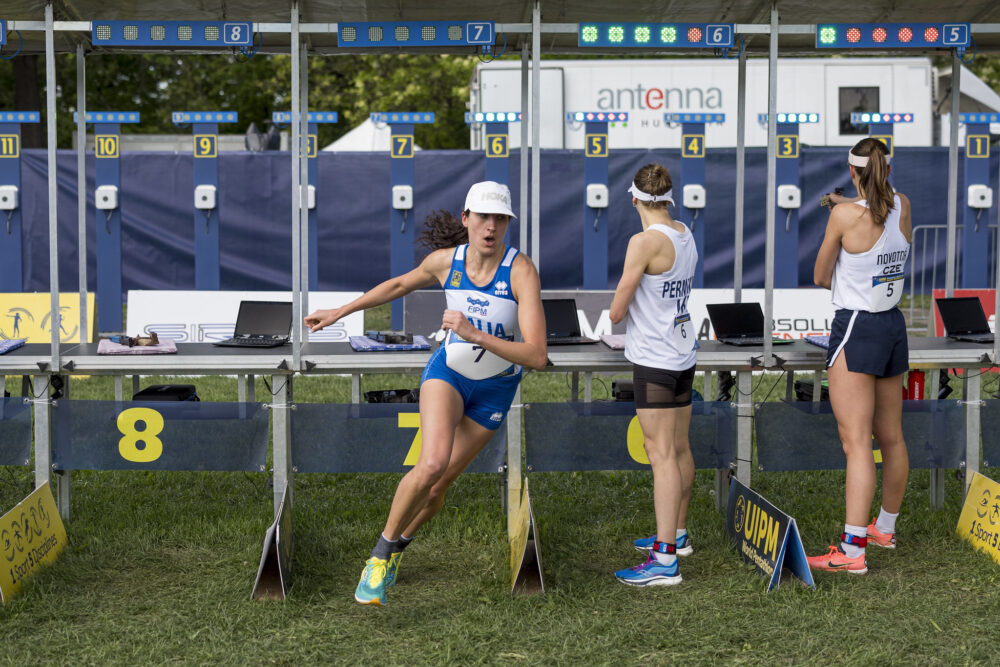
[935,297,995,343]
[213,300,293,348]
[542,298,598,345]
[706,302,794,346]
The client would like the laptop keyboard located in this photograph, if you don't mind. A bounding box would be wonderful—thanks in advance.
[216,336,287,347]
[546,336,598,345]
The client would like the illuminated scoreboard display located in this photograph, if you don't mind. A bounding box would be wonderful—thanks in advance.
[338,21,494,47]
[92,20,252,47]
[579,22,733,48]
[816,23,970,48]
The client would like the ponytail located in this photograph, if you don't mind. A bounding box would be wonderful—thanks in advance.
[850,137,894,226]
[417,209,467,251]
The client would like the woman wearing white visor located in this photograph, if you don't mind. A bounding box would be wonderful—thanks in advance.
[305,181,546,605]
[610,163,698,586]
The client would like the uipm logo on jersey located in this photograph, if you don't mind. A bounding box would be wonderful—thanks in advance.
[450,270,462,287]
[494,280,509,296]
[490,411,503,422]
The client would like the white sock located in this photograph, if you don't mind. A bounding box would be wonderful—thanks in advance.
[841,523,867,558]
[875,507,899,535]
[676,529,688,540]
[652,550,677,566]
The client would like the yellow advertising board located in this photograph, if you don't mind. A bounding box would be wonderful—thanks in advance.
[1,483,67,603]
[0,293,94,343]
[509,479,544,593]
[956,472,1000,566]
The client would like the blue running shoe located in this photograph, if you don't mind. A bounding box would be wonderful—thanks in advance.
[615,556,682,587]
[385,551,403,588]
[354,557,388,605]
[634,533,693,557]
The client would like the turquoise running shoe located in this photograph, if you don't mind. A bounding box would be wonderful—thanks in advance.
[354,557,388,605]
[615,556,682,587]
[634,532,693,556]
[385,551,403,588]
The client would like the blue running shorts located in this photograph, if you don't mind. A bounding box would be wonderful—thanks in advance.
[421,346,522,430]
[827,308,908,378]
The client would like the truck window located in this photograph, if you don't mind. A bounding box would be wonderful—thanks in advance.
[839,86,879,135]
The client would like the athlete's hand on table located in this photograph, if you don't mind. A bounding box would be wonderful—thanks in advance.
[441,309,479,342]
[304,307,342,332]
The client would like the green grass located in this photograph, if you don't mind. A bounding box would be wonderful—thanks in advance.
[2,306,1000,664]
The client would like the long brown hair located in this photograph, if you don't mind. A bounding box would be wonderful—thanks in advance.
[417,209,468,251]
[632,163,673,210]
[851,137,894,226]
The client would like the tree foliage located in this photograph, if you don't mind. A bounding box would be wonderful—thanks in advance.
[0,51,478,149]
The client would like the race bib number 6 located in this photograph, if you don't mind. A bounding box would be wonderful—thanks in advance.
[672,313,696,354]
[871,273,904,311]
[444,330,513,380]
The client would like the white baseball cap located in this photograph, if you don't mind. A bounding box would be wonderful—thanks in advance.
[464,181,516,218]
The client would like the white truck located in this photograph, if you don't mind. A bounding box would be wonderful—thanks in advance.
[469,57,1000,150]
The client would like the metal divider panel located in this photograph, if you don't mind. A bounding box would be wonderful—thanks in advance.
[523,401,736,472]
[756,400,966,471]
[0,397,31,466]
[979,400,1000,469]
[290,403,506,474]
[51,400,269,472]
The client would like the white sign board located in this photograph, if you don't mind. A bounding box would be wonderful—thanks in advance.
[693,289,835,339]
[126,291,364,342]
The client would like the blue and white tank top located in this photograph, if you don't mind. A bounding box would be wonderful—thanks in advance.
[625,223,698,371]
[442,244,520,380]
[831,195,909,312]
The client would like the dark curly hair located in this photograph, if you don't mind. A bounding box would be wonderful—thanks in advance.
[417,209,468,251]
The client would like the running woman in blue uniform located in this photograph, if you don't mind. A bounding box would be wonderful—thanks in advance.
[807,138,912,575]
[610,163,698,586]
[305,181,547,605]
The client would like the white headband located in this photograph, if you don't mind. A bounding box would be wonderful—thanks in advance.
[848,150,890,168]
[628,182,674,205]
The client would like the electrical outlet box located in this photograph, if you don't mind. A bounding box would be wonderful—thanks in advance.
[683,184,706,209]
[586,183,609,208]
[777,184,801,209]
[392,185,413,210]
[96,185,118,210]
[307,184,316,210]
[969,185,993,209]
[0,185,18,210]
[194,184,216,210]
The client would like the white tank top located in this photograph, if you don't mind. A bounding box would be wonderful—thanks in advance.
[624,223,698,371]
[831,195,909,312]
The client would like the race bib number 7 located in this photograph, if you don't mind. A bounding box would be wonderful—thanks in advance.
[444,330,513,380]
[871,273,904,311]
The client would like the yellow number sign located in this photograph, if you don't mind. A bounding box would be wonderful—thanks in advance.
[682,134,705,158]
[486,134,508,158]
[967,135,990,159]
[193,134,217,158]
[0,134,20,158]
[1,483,67,603]
[585,134,608,158]
[776,135,799,158]
[95,134,119,158]
[117,407,165,463]
[872,135,894,158]
[398,412,422,465]
[391,135,414,158]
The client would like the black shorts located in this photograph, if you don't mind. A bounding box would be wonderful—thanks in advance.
[827,308,908,378]
[632,363,696,409]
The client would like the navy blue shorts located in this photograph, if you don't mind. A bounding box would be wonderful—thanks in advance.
[827,308,908,378]
[420,346,521,430]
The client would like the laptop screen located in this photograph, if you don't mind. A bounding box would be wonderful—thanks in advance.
[542,299,582,338]
[234,301,293,338]
[935,297,991,335]
[706,302,764,339]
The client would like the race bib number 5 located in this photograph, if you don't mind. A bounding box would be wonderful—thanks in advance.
[444,330,513,380]
[871,273,904,311]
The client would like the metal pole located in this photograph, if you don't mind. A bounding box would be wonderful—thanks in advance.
[290,1,301,371]
[945,50,960,297]
[520,41,529,253]
[77,44,87,341]
[299,42,310,342]
[734,39,747,302]
[46,3,60,368]
[763,4,778,366]
[531,0,541,266]
[994,159,1000,364]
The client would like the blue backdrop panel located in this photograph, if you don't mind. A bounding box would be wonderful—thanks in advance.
[15,147,994,295]
[979,400,1000,468]
[51,400,269,471]
[291,403,506,474]
[0,398,31,466]
[755,399,966,471]
[523,401,736,472]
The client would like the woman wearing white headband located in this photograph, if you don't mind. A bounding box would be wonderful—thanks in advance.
[808,137,912,575]
[305,181,547,605]
[610,162,698,586]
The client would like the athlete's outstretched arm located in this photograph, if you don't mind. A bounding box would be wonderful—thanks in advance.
[305,248,451,332]
[441,254,548,371]
[610,233,658,324]
[813,206,848,290]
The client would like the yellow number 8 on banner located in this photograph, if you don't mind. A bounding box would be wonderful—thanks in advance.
[117,407,165,462]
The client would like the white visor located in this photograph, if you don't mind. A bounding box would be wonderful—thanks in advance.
[628,182,674,205]
[848,150,890,168]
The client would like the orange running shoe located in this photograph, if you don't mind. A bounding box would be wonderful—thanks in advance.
[806,545,868,574]
[866,518,896,549]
